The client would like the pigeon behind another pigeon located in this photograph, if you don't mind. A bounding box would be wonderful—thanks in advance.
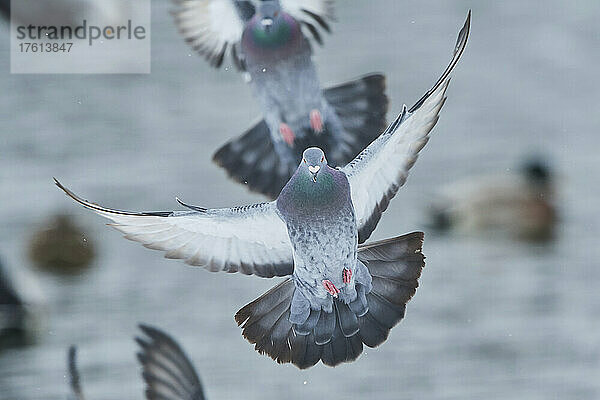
[172,0,388,198]
[56,11,470,369]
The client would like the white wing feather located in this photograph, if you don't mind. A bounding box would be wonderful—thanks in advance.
[55,179,293,278]
[343,11,471,243]
[171,0,249,68]
[281,0,335,44]
[281,0,335,22]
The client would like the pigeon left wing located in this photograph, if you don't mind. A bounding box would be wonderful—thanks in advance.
[281,0,335,45]
[54,179,294,278]
[343,11,470,243]
[137,325,205,400]
[171,0,255,69]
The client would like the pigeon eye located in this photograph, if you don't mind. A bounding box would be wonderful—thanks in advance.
[303,158,307,163]
[321,156,324,162]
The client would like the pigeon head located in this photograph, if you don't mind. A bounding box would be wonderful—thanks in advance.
[257,1,282,33]
[246,0,297,48]
[301,147,328,182]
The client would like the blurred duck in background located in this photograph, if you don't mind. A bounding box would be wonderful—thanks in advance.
[428,158,557,241]
[68,325,206,400]
[0,256,45,349]
[27,214,95,274]
[172,0,388,198]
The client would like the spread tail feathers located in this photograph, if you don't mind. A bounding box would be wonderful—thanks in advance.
[213,74,388,199]
[136,324,206,400]
[235,232,424,369]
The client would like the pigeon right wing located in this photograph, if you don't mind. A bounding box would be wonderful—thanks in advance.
[137,325,205,400]
[281,0,335,45]
[343,11,470,243]
[54,179,294,278]
[171,0,255,69]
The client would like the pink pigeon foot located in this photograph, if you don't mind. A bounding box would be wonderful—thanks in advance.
[279,123,295,146]
[322,280,340,297]
[310,109,323,133]
[343,268,352,284]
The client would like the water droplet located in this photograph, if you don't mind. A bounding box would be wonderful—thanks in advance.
[303,381,307,385]
[262,68,266,72]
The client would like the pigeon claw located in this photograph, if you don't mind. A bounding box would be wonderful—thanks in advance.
[310,109,323,133]
[279,123,295,146]
[322,280,340,297]
[343,268,352,284]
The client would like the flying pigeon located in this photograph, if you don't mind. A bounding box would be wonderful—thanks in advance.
[67,325,207,400]
[56,11,470,369]
[171,0,389,198]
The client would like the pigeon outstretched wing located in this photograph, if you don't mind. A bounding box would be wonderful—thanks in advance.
[171,0,255,69]
[343,11,471,243]
[54,179,293,278]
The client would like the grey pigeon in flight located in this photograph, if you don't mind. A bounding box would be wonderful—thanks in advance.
[56,12,470,369]
[67,325,206,400]
[171,0,388,198]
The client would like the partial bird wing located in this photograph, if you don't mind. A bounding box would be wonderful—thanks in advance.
[67,346,85,400]
[171,0,255,69]
[136,325,205,400]
[54,179,293,278]
[281,0,335,45]
[343,11,471,243]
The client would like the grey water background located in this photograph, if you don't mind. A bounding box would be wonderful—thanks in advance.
[1,0,599,398]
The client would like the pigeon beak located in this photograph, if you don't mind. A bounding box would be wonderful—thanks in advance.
[261,17,273,32]
[308,165,320,182]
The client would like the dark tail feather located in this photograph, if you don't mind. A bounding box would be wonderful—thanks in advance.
[136,324,206,400]
[358,233,425,347]
[67,346,85,400]
[213,120,293,199]
[235,232,424,369]
[322,74,389,164]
